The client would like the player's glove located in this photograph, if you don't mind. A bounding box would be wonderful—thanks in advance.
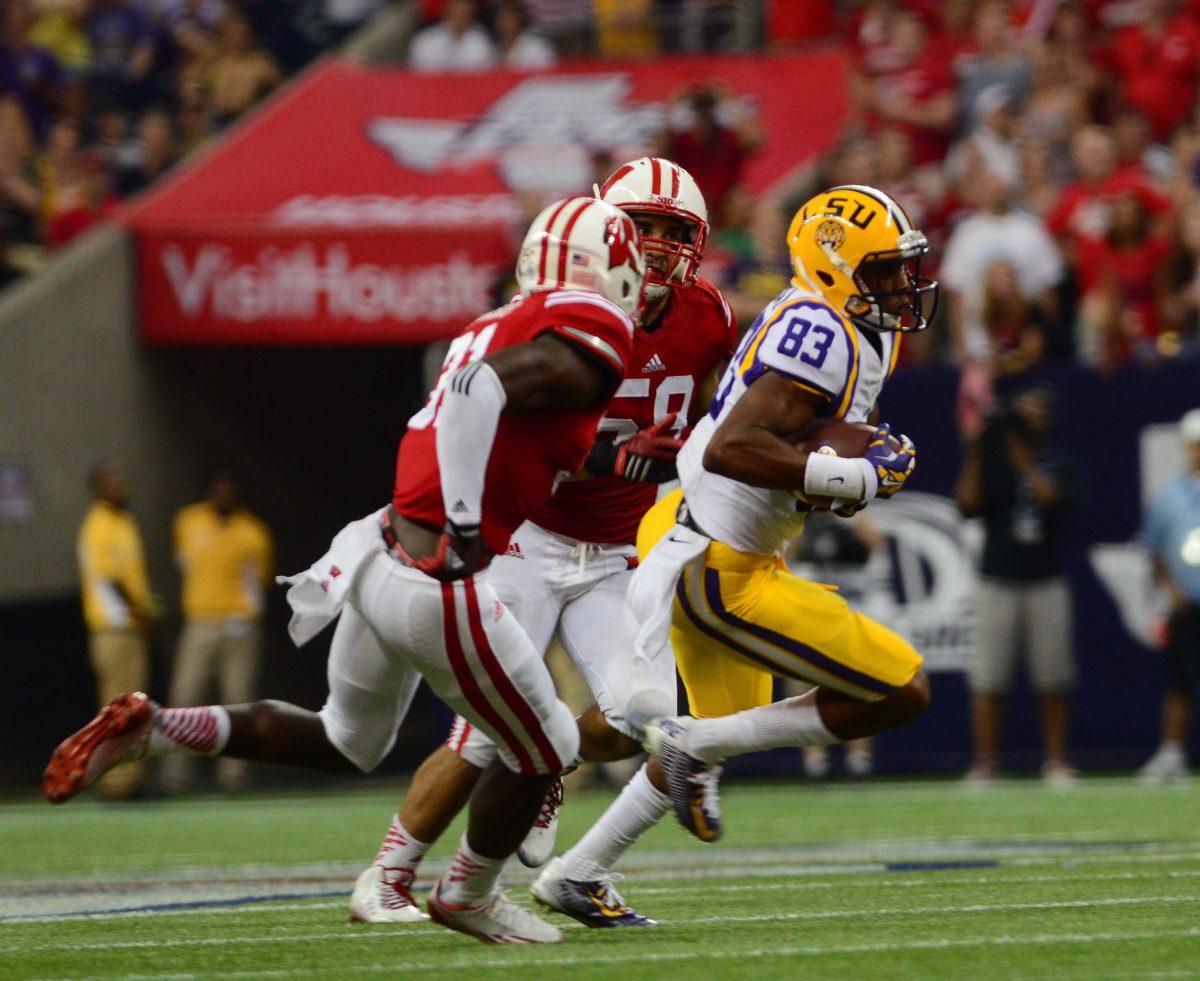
[864,423,917,499]
[414,520,489,582]
[585,415,684,484]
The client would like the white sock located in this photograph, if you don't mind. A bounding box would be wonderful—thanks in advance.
[561,764,669,882]
[688,696,837,764]
[373,814,430,887]
[438,833,505,905]
[147,706,231,757]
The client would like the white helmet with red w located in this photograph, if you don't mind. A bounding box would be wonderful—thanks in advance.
[596,156,709,301]
[516,197,646,318]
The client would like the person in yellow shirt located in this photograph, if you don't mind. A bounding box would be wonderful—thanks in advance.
[77,460,156,799]
[165,469,273,793]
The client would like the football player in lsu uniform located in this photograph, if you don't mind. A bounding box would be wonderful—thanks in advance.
[351,158,738,928]
[532,185,936,923]
[639,184,937,843]
[42,197,647,945]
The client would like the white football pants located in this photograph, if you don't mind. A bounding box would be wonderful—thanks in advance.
[318,547,578,775]
[445,521,678,768]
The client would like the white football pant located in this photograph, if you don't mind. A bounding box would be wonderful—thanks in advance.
[445,521,677,769]
[318,548,578,775]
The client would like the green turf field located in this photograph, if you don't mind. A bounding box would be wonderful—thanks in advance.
[2,777,1197,978]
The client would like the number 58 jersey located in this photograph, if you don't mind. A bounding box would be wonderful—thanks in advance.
[532,277,737,545]
[677,284,901,556]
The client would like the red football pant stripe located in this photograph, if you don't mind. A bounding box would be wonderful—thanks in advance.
[463,580,563,773]
[439,583,536,774]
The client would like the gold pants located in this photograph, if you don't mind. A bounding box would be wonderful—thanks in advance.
[163,618,261,791]
[88,627,150,798]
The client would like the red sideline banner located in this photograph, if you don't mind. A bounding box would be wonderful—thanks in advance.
[128,51,848,345]
[137,226,512,345]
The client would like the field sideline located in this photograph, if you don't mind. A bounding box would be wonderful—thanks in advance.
[1,777,1197,978]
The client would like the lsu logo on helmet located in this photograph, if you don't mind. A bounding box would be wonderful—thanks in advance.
[788,184,938,333]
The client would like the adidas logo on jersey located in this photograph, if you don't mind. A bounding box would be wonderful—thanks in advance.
[642,354,666,373]
[504,542,524,559]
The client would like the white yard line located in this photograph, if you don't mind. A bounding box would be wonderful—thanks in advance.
[79,925,1200,980]
[4,894,1197,955]
[5,850,1200,924]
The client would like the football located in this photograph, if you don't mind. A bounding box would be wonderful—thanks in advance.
[790,418,883,509]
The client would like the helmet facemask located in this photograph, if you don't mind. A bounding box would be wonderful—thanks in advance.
[842,230,939,333]
[624,206,706,302]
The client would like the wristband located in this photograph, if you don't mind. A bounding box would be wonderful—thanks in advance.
[802,451,877,503]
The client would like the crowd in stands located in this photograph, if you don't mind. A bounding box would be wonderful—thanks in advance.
[683,0,1200,437]
[0,0,378,263]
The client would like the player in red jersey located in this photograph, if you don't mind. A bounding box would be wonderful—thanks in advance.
[41,197,649,945]
[349,158,738,929]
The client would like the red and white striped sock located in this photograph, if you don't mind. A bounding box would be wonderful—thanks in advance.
[437,833,503,905]
[147,706,231,757]
[373,814,430,887]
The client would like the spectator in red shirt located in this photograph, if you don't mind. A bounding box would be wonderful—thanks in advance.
[851,8,958,166]
[1049,125,1171,262]
[1100,0,1200,140]
[1077,190,1174,368]
[46,152,119,249]
[662,85,760,224]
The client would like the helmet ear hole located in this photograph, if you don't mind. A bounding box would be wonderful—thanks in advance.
[816,270,835,288]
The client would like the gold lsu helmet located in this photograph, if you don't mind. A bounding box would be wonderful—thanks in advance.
[787,184,938,332]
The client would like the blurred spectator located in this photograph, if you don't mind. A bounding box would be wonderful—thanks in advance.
[86,0,156,110]
[0,219,22,291]
[1075,189,1173,369]
[981,260,1049,377]
[176,88,215,155]
[1020,54,1089,188]
[1,0,67,141]
[945,84,1021,190]
[318,0,387,46]
[494,0,556,68]
[940,158,1063,367]
[113,107,177,196]
[956,0,1032,133]
[46,149,118,246]
[164,469,273,793]
[1099,0,1200,142]
[850,8,957,166]
[77,459,157,800]
[1112,108,1174,184]
[594,0,658,57]
[409,0,497,72]
[521,0,591,58]
[203,10,281,125]
[662,85,759,223]
[1163,201,1200,355]
[1047,125,1170,269]
[29,0,92,78]
[955,387,1079,788]
[1139,408,1200,784]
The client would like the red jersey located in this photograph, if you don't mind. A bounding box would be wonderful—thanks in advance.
[532,277,737,545]
[393,289,635,555]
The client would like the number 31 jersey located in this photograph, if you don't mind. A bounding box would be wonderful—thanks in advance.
[532,277,737,546]
[677,284,901,557]
[393,289,636,556]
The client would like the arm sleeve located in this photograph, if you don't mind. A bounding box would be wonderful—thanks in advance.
[1142,493,1169,555]
[435,360,507,527]
[755,302,853,405]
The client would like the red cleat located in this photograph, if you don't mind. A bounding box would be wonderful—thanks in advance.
[43,692,155,804]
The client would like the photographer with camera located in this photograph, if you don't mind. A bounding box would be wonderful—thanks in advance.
[955,386,1079,788]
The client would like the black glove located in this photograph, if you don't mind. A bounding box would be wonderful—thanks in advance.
[584,415,684,484]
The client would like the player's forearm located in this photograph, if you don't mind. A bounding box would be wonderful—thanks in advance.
[435,362,506,526]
